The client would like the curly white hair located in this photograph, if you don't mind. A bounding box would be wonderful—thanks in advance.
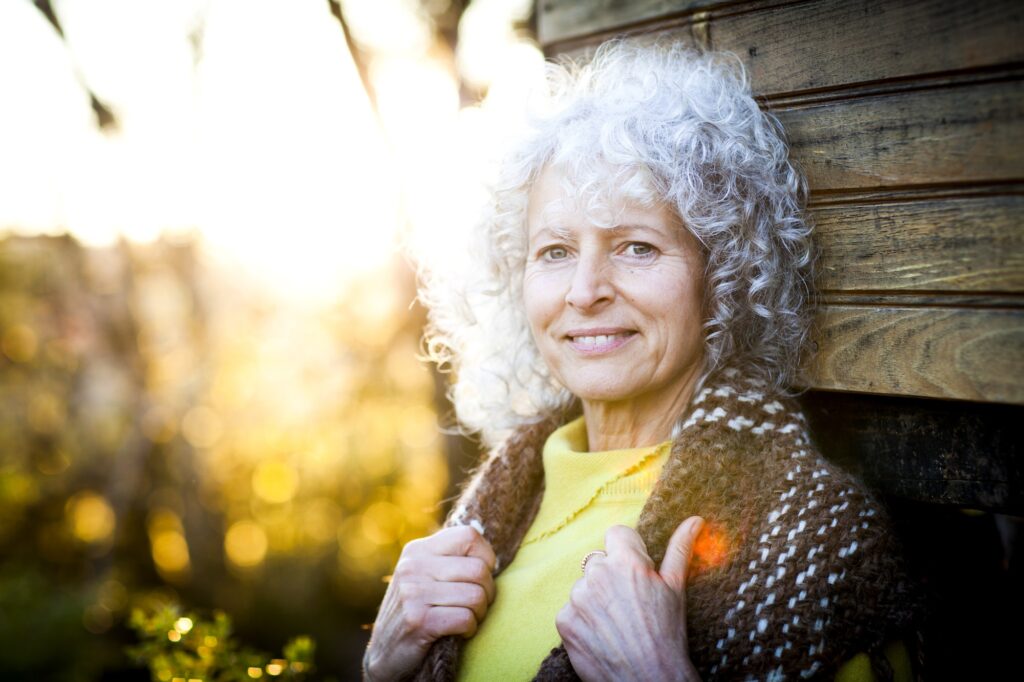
[421,40,814,448]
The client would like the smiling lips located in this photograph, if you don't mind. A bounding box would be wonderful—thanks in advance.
[566,329,637,354]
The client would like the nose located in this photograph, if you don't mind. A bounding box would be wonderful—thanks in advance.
[565,252,614,311]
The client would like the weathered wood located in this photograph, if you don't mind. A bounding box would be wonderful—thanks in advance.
[538,1,1024,517]
[807,305,1024,404]
[547,24,700,63]
[537,0,714,46]
[813,195,1024,293]
[542,59,1024,192]
[818,293,1023,309]
[537,8,1024,676]
[713,0,1024,96]
[541,1,1024,100]
[807,183,1023,207]
[801,390,1024,512]
[779,79,1024,190]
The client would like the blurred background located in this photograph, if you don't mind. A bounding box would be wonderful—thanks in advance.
[0,0,543,679]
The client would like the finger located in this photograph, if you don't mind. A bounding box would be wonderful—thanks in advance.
[418,525,497,570]
[567,576,589,609]
[555,592,583,643]
[581,549,607,578]
[427,556,496,603]
[554,601,573,640]
[443,525,497,571]
[394,562,495,607]
[426,581,491,622]
[603,525,652,565]
[423,605,478,639]
[395,554,495,603]
[461,529,497,571]
[659,516,704,594]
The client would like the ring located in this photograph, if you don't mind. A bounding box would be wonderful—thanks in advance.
[580,550,607,573]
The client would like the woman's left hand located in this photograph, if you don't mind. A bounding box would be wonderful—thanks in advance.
[556,517,705,682]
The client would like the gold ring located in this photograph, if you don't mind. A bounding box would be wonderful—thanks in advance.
[580,550,607,573]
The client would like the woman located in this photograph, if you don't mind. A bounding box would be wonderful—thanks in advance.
[364,42,916,681]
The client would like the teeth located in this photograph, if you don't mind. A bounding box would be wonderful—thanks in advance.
[574,333,624,347]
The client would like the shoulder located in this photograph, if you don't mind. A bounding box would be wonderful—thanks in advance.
[712,385,913,634]
[674,379,916,678]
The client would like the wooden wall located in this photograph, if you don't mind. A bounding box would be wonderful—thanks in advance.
[535,0,1024,510]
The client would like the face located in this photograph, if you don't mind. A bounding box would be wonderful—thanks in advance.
[523,164,706,406]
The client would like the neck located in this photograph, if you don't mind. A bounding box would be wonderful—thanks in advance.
[581,363,703,451]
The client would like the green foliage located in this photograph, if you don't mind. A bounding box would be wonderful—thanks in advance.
[127,604,315,682]
[0,565,109,681]
[0,234,436,678]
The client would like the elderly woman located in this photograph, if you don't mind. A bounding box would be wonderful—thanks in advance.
[364,42,915,681]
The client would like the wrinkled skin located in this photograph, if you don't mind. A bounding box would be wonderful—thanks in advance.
[363,525,496,681]
[523,163,706,452]
[556,518,705,682]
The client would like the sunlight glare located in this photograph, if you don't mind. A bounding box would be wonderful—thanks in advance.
[197,0,399,300]
[2,0,401,301]
[0,0,97,234]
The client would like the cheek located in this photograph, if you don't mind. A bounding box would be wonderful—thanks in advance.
[653,276,705,350]
[674,284,706,351]
[522,271,560,332]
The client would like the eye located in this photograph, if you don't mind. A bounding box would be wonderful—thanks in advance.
[542,246,569,261]
[624,242,656,257]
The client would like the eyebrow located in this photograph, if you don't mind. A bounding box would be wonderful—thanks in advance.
[531,223,670,238]
[608,223,668,235]
[528,226,565,241]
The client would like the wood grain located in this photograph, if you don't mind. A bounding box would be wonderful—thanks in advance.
[808,305,1024,403]
[778,79,1024,190]
[549,24,700,62]
[813,195,1024,293]
[712,0,1024,96]
[540,1,1024,100]
[537,0,713,46]
[539,1,1024,412]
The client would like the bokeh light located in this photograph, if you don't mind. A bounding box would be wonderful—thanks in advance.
[251,461,299,505]
[225,520,269,569]
[148,508,192,578]
[1,324,38,362]
[66,491,116,545]
[0,0,544,678]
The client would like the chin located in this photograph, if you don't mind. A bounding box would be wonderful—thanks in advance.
[565,380,636,403]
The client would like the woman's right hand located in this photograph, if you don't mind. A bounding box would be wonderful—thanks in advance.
[363,525,497,681]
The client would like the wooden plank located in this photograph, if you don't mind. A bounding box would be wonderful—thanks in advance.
[801,390,1024,512]
[546,24,700,63]
[541,1,1024,98]
[818,293,1023,309]
[807,305,1024,404]
[778,79,1024,190]
[546,57,1024,192]
[712,0,1024,96]
[537,0,713,46]
[814,195,1024,293]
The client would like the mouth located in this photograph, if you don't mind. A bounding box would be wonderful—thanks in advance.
[565,329,637,354]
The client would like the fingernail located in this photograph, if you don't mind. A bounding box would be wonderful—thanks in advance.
[691,516,705,537]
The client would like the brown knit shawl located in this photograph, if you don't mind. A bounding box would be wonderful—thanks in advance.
[411,374,916,681]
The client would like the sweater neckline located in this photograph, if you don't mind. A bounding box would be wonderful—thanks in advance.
[521,416,670,546]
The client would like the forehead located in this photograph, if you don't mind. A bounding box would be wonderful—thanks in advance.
[526,163,678,234]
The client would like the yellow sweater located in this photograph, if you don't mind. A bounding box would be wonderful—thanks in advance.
[458,417,910,681]
[460,417,669,680]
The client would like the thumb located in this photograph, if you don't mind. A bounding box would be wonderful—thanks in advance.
[659,516,704,594]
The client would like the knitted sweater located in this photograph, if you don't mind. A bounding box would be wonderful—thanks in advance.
[412,371,917,681]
